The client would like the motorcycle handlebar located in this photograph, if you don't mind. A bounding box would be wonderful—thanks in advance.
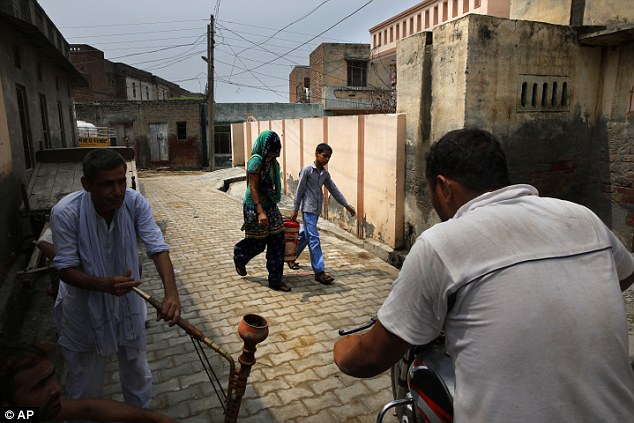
[338,316,378,336]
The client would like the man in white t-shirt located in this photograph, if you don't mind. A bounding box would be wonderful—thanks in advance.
[334,128,634,422]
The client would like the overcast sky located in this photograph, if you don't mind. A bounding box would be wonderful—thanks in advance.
[38,0,420,103]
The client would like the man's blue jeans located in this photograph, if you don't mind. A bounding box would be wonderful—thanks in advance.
[295,212,324,274]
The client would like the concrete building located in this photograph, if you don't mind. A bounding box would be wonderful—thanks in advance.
[369,0,511,102]
[75,100,204,170]
[289,66,311,104]
[292,43,395,116]
[0,0,86,270]
[70,44,195,102]
[397,0,634,249]
[75,101,323,170]
[215,102,323,167]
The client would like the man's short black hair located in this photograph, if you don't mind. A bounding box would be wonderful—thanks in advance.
[426,128,510,192]
[316,143,332,154]
[0,341,48,405]
[83,149,127,181]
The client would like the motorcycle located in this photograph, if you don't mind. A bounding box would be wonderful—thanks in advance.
[339,318,455,423]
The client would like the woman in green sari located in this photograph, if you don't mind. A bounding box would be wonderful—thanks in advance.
[234,130,289,291]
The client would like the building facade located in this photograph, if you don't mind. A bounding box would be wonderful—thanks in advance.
[0,0,86,271]
[300,43,394,115]
[75,100,204,170]
[70,44,195,102]
[396,1,634,250]
[289,66,311,104]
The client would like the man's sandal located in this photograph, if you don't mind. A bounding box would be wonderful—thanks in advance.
[269,282,291,292]
[315,272,334,285]
[287,261,300,270]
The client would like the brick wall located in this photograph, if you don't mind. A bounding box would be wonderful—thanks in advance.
[76,100,203,169]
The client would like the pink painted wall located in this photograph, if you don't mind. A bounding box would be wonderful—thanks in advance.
[327,115,360,235]
[230,123,245,166]
[233,114,406,248]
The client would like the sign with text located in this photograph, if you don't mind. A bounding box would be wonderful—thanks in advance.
[78,136,110,147]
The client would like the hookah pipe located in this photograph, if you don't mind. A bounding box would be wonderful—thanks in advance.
[132,287,269,423]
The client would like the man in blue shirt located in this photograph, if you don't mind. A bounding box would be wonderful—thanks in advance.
[290,143,355,284]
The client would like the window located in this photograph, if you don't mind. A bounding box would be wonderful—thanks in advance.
[517,75,570,112]
[57,101,66,147]
[390,27,394,43]
[434,6,439,25]
[177,122,187,140]
[453,0,458,18]
[132,82,136,98]
[373,33,377,47]
[410,17,414,35]
[39,94,51,149]
[403,21,407,38]
[16,84,34,169]
[146,86,149,100]
[396,24,400,40]
[417,14,422,31]
[347,60,367,87]
[464,0,470,13]
[475,0,481,8]
[384,29,387,44]
[443,2,448,21]
[425,10,430,28]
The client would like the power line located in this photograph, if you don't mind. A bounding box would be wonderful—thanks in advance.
[226,0,377,78]
[233,0,332,58]
[57,18,208,29]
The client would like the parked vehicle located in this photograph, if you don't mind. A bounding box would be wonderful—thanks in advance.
[339,318,455,423]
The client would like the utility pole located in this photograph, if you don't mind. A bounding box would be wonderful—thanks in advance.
[207,15,215,171]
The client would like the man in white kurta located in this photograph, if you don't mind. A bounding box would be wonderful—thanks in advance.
[334,129,634,422]
[50,149,180,409]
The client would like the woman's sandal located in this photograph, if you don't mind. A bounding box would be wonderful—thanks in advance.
[315,272,334,285]
[269,282,291,292]
[287,261,300,270]
[235,263,247,277]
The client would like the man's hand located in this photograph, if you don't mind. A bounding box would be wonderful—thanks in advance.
[290,211,298,221]
[104,270,141,296]
[346,205,356,217]
[157,294,181,327]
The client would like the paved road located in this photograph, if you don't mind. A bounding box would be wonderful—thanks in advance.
[109,171,400,422]
[19,169,634,422]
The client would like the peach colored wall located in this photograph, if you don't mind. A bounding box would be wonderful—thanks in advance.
[363,114,406,247]
[270,120,285,192]
[233,114,406,248]
[230,123,245,166]
[302,118,324,171]
[282,119,302,195]
[327,115,360,235]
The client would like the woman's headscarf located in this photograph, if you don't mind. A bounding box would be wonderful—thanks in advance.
[250,130,282,203]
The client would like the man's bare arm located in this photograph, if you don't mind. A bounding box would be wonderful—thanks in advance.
[151,251,181,326]
[59,268,140,296]
[333,320,410,378]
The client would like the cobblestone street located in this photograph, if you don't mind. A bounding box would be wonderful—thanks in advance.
[106,172,399,422]
[17,170,634,422]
